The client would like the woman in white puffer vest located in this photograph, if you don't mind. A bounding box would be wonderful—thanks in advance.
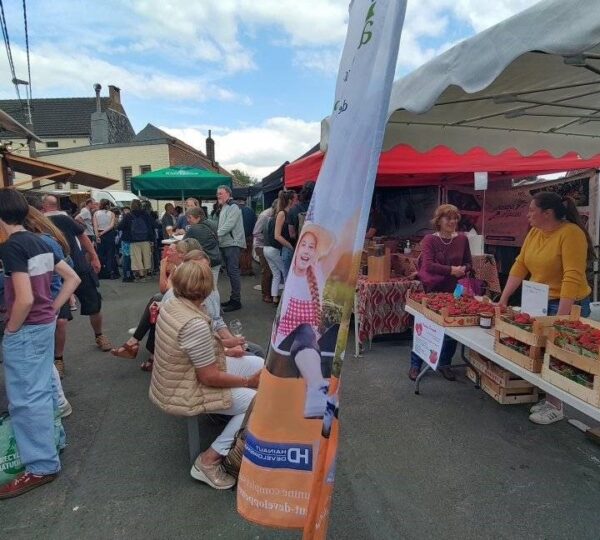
[150,260,263,490]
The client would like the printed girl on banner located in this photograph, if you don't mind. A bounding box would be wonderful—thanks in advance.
[268,222,339,419]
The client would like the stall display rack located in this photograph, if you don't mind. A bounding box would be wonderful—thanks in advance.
[406,304,600,423]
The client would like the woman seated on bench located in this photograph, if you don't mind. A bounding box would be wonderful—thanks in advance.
[149,260,263,490]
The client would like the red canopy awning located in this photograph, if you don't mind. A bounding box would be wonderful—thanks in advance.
[284,145,600,188]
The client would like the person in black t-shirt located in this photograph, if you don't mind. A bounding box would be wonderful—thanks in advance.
[42,195,113,364]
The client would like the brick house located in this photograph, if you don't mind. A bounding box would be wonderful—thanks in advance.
[0,85,230,192]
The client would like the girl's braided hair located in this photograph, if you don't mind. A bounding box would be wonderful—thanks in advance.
[306,264,323,332]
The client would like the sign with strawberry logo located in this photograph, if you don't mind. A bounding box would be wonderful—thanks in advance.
[412,313,445,371]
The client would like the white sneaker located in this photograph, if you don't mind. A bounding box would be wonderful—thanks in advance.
[253,284,262,291]
[530,400,548,414]
[59,400,73,419]
[304,385,328,419]
[128,327,136,336]
[529,405,564,425]
[190,461,235,490]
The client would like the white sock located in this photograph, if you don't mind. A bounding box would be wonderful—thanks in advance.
[294,348,326,389]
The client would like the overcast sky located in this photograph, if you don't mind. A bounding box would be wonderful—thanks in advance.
[0,0,541,179]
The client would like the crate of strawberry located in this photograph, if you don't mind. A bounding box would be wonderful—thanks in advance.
[543,314,600,407]
[494,307,554,349]
[551,319,600,359]
[406,291,491,327]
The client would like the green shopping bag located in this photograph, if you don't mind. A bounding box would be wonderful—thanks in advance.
[0,412,25,484]
[0,411,64,485]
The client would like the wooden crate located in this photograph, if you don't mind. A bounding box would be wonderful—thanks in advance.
[405,294,481,327]
[468,350,537,390]
[541,354,600,407]
[493,338,543,373]
[493,308,555,348]
[467,367,539,405]
[546,336,600,377]
[405,294,425,314]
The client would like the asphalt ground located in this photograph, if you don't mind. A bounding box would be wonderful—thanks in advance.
[1,270,600,539]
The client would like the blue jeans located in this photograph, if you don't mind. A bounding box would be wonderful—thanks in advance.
[411,335,458,370]
[547,297,591,317]
[281,246,294,279]
[2,322,61,475]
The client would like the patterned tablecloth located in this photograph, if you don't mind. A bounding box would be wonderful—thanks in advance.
[356,276,423,344]
[393,253,501,294]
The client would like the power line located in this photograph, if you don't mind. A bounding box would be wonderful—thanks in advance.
[22,0,31,99]
[0,0,22,103]
[22,0,32,124]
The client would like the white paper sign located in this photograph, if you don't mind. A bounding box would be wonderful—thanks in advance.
[521,280,550,316]
[474,171,489,191]
[412,313,446,371]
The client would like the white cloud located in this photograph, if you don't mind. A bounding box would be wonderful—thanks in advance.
[294,49,342,75]
[161,117,320,180]
[448,0,542,32]
[0,45,248,104]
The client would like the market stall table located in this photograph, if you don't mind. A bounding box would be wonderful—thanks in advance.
[354,276,422,356]
[394,253,501,293]
[405,304,600,423]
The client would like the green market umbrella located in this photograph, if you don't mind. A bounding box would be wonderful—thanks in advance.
[131,166,231,199]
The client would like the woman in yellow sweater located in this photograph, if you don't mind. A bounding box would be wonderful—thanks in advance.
[499,192,593,424]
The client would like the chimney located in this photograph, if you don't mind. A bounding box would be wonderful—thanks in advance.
[94,83,102,112]
[206,130,215,163]
[108,85,125,114]
[91,84,109,145]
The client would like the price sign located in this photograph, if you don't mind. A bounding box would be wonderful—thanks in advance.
[412,313,446,371]
[521,280,550,316]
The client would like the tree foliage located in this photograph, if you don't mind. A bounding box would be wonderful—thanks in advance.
[231,169,257,186]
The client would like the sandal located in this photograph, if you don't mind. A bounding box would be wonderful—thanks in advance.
[140,359,154,372]
[262,296,273,303]
[110,342,139,359]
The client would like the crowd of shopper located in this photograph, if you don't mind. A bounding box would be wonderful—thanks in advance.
[0,179,321,498]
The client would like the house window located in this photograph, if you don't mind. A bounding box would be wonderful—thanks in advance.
[122,166,133,190]
[71,182,79,190]
[55,183,64,190]
[45,141,59,148]
[140,165,151,174]
[32,180,41,189]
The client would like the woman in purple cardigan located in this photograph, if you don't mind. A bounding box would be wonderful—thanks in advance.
[409,204,472,381]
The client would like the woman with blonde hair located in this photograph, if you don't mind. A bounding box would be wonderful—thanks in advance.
[408,204,472,381]
[23,206,77,413]
[112,238,202,371]
[150,261,263,489]
[272,223,337,419]
[24,206,75,380]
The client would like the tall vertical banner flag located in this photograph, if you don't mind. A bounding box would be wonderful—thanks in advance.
[237,1,407,536]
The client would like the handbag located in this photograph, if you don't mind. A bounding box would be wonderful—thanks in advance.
[222,396,256,478]
[458,275,486,296]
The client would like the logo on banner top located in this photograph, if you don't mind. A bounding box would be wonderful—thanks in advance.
[359,2,376,48]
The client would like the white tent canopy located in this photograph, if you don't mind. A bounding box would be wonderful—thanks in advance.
[322,0,600,158]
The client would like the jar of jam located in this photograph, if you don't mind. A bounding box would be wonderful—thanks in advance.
[479,311,494,329]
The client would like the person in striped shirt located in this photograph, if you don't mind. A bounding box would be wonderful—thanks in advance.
[0,189,80,500]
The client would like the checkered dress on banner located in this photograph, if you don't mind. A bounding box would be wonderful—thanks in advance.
[277,297,319,337]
